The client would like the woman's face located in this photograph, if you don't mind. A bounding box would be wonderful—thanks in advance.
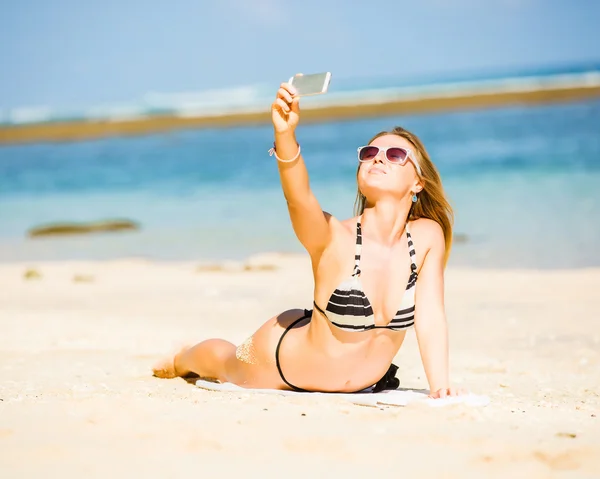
[357,134,422,203]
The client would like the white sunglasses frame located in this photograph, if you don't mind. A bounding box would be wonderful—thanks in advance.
[357,145,422,176]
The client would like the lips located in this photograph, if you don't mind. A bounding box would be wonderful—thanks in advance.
[368,166,387,174]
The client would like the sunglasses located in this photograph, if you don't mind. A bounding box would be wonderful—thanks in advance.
[357,146,422,175]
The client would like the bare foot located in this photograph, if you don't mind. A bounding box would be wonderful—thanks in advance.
[152,345,189,378]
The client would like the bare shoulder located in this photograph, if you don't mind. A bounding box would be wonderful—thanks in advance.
[409,217,445,254]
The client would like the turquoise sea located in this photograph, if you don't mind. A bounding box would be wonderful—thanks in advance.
[1,77,599,269]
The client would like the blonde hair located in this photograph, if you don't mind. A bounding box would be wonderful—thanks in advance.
[353,126,454,266]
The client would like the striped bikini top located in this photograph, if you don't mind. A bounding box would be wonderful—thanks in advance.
[313,218,418,332]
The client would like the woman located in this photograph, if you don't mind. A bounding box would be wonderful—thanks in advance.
[153,82,464,399]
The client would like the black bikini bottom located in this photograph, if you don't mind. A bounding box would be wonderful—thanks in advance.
[274,309,400,393]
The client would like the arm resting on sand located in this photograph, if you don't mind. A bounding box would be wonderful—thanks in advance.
[413,221,450,394]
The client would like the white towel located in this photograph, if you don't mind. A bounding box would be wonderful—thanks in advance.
[195,379,490,408]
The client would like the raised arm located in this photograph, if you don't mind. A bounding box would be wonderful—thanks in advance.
[271,83,332,258]
[413,220,462,398]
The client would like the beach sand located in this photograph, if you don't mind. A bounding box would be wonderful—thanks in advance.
[0,254,599,478]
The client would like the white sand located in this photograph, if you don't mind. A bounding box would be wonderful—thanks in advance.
[0,254,599,478]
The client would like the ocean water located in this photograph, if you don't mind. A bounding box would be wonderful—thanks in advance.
[3,62,599,125]
[1,99,599,269]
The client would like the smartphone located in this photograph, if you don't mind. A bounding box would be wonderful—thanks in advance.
[288,72,332,97]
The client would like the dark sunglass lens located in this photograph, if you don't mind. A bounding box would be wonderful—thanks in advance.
[386,147,408,163]
[359,146,380,161]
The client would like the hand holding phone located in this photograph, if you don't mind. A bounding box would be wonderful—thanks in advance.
[271,72,332,135]
[271,82,300,135]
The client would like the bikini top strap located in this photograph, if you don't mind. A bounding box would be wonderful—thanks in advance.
[353,217,362,277]
[405,222,418,273]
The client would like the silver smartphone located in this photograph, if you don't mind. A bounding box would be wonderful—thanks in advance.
[288,72,332,96]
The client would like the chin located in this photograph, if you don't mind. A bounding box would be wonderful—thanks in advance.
[361,178,391,194]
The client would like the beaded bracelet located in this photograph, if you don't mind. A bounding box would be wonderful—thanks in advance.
[268,143,301,163]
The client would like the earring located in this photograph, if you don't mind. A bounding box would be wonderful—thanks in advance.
[412,193,418,203]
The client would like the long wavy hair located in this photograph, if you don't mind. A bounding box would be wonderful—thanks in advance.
[353,126,454,266]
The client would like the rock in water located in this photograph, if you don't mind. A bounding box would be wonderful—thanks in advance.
[27,219,139,238]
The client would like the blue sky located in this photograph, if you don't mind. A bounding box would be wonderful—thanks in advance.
[1,0,598,110]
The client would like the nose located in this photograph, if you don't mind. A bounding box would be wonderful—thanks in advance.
[373,149,386,164]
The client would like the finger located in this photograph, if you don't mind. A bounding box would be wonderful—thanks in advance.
[280,82,297,98]
[290,96,300,114]
[275,98,290,113]
[271,102,288,118]
[277,87,294,104]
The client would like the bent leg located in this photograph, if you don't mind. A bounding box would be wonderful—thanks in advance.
[152,308,312,387]
[152,339,236,382]
[176,339,237,381]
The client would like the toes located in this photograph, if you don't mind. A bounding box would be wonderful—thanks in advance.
[152,358,176,378]
[152,344,192,379]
